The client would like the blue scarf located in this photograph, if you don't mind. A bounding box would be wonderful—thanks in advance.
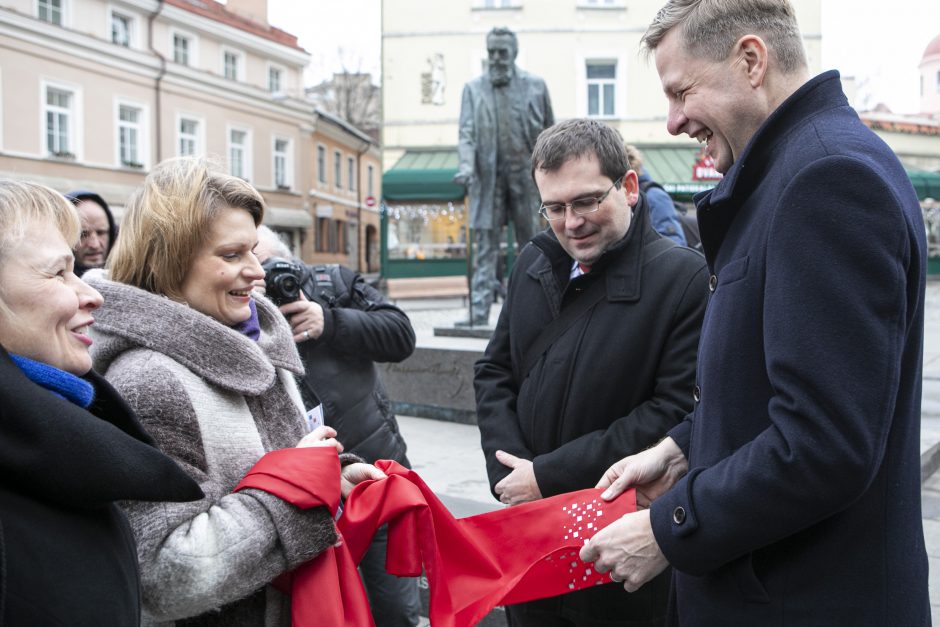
[232,299,261,342]
[10,353,95,408]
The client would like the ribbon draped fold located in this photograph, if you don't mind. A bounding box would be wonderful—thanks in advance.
[235,448,636,627]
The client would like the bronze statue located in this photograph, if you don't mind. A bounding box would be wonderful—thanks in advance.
[454,27,554,326]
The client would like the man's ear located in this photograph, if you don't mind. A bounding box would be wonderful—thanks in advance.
[622,170,640,207]
[735,34,769,88]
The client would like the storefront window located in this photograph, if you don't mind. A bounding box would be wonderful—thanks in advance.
[925,199,940,258]
[385,201,467,260]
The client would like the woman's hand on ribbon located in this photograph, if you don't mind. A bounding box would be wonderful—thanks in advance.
[340,463,387,499]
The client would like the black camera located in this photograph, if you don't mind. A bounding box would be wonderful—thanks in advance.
[261,257,305,306]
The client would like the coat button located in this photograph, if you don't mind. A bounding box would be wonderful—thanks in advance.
[693,385,701,403]
[708,274,717,292]
[673,506,686,525]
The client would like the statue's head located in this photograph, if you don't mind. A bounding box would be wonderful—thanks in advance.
[486,27,518,86]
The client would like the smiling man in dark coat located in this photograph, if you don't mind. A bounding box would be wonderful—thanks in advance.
[580,1,931,626]
[474,118,708,626]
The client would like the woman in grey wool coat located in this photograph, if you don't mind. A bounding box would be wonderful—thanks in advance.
[85,157,385,626]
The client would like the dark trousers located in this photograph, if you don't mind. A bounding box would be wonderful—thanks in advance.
[470,171,540,323]
[359,524,421,627]
[506,604,577,626]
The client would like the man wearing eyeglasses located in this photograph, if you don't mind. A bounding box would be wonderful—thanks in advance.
[474,118,708,626]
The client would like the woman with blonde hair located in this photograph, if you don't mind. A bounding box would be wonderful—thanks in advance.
[85,157,383,625]
[0,180,201,625]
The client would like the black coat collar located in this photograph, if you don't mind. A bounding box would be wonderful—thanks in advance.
[0,345,202,509]
[528,191,655,305]
[695,71,847,262]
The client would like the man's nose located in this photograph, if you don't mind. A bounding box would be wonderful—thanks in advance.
[564,208,585,230]
[84,233,102,249]
[666,102,687,136]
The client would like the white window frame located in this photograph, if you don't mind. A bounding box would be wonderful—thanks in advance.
[936,69,940,92]
[367,164,374,198]
[108,7,137,48]
[114,98,149,169]
[585,60,617,118]
[222,47,245,82]
[40,78,82,161]
[170,28,198,67]
[317,144,327,184]
[227,125,252,181]
[334,149,343,190]
[577,53,627,119]
[267,63,285,93]
[347,156,356,192]
[176,113,204,157]
[272,136,293,190]
[36,0,67,26]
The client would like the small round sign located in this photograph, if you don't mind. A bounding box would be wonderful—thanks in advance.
[365,196,376,207]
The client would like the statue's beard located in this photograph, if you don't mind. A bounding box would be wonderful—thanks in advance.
[489,63,513,86]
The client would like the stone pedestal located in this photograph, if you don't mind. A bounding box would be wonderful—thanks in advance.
[379,337,487,425]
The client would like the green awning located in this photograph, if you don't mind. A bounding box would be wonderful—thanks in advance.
[905,169,940,201]
[383,150,465,201]
[383,146,940,203]
[635,144,719,198]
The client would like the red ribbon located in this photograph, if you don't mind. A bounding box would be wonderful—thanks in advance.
[236,449,636,627]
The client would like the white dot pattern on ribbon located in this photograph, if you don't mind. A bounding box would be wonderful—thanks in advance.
[548,497,612,590]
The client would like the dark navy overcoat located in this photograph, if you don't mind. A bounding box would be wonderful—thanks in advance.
[649,71,931,626]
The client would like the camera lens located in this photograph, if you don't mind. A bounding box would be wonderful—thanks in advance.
[280,276,298,294]
[262,257,303,305]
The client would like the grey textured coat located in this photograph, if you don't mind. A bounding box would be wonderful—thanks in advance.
[456,67,554,229]
[86,270,339,627]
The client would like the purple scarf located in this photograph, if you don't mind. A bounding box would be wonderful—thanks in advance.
[232,299,261,342]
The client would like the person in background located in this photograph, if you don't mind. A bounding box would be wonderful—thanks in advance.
[474,119,708,626]
[66,190,117,276]
[84,157,385,625]
[254,225,422,627]
[624,145,687,246]
[580,1,930,625]
[0,179,201,626]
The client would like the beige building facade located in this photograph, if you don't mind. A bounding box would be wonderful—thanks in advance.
[309,108,383,273]
[379,0,823,273]
[381,0,823,169]
[0,0,381,271]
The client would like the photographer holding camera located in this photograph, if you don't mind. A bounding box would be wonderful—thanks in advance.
[254,226,421,627]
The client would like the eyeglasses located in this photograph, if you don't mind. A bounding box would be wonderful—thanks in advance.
[538,176,622,221]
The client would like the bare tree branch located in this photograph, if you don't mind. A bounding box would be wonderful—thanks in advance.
[307,47,381,136]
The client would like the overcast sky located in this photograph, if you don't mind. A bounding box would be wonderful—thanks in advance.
[266,0,940,115]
